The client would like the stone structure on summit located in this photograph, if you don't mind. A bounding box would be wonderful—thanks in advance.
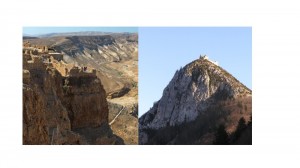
[199,54,219,66]
[23,42,96,77]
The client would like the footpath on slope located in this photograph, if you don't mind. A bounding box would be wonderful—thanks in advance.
[109,106,125,125]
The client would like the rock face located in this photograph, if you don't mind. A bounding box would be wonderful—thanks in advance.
[62,75,108,129]
[139,58,252,145]
[23,33,137,145]
[23,61,118,144]
[26,34,138,97]
[23,85,49,144]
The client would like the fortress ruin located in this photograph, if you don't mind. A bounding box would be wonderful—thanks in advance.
[23,42,96,78]
[199,54,219,66]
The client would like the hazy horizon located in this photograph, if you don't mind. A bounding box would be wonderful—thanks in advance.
[23,27,138,36]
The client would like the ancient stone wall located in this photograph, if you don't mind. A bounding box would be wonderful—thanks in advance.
[23,56,46,71]
[49,53,63,61]
[51,58,68,76]
[69,66,96,77]
[23,41,31,48]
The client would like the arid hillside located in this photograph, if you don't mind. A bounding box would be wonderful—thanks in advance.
[23,33,138,144]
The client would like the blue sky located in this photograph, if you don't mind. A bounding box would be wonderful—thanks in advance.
[139,27,252,117]
[23,27,138,35]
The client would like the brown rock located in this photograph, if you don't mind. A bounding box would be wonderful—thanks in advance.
[62,76,108,129]
[23,85,49,144]
[23,61,111,144]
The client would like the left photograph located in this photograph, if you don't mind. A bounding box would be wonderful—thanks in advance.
[23,27,138,145]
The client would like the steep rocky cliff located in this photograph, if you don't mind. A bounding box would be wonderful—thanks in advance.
[62,75,108,129]
[23,33,138,144]
[139,57,252,145]
[25,34,138,97]
[23,60,122,144]
[23,84,49,144]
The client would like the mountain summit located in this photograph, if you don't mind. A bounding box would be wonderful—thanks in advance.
[139,55,252,144]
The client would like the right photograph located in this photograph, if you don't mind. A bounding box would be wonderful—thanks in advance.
[138,27,252,145]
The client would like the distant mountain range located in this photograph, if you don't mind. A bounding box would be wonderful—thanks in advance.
[23,31,136,38]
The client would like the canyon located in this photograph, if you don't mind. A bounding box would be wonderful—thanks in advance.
[23,32,138,144]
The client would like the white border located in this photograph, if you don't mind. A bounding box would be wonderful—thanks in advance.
[1,0,300,167]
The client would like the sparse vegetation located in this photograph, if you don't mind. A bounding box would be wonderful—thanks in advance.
[139,57,252,145]
[131,81,137,88]
[23,33,138,145]
[191,68,201,82]
[117,71,123,76]
[141,98,252,145]
[208,69,222,87]
[212,88,232,100]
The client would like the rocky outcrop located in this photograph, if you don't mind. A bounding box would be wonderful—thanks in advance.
[62,75,108,129]
[23,62,115,144]
[139,58,252,144]
[23,85,49,144]
[25,33,138,98]
[23,33,137,145]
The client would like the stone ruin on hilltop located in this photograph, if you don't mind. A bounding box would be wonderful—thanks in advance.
[23,42,96,78]
[199,54,219,66]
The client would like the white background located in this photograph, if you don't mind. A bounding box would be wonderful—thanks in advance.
[0,0,300,167]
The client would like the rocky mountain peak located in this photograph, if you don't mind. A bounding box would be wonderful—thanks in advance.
[139,56,251,135]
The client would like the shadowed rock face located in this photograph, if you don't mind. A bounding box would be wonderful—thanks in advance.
[23,64,122,145]
[23,33,137,145]
[23,85,50,144]
[62,75,108,129]
[139,58,252,145]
